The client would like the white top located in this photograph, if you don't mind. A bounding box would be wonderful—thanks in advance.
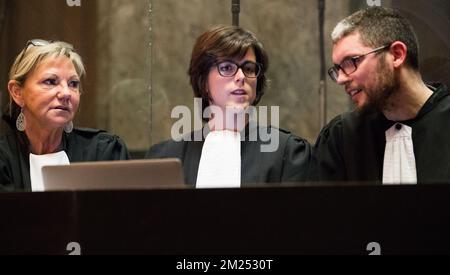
[29,151,70,192]
[382,123,417,185]
[196,130,241,189]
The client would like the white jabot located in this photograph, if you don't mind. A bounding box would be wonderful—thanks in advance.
[29,151,70,192]
[196,130,241,189]
[382,123,417,185]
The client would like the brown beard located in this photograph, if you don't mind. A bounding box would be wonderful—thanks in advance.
[357,56,399,116]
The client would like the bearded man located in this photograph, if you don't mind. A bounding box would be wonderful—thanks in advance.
[314,6,450,184]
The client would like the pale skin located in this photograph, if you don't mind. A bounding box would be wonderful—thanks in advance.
[332,32,433,121]
[206,48,257,131]
[8,56,81,155]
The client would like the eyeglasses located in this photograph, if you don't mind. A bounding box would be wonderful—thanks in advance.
[328,44,391,82]
[15,39,54,66]
[215,60,262,78]
[15,39,74,68]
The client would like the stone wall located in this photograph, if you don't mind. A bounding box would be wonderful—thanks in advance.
[1,0,448,154]
[96,0,151,151]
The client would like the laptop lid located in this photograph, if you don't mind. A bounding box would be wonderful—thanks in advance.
[41,158,185,191]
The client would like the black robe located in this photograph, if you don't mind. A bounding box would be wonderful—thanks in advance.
[146,126,313,186]
[313,83,450,184]
[0,116,130,191]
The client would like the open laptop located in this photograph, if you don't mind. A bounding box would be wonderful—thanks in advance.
[41,158,186,191]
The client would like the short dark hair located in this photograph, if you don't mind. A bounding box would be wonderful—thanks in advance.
[332,7,420,70]
[188,25,269,115]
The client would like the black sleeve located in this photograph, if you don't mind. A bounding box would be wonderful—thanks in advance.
[0,136,22,191]
[280,135,314,182]
[146,139,200,186]
[313,115,347,181]
[0,153,13,191]
[146,140,170,159]
[145,139,185,160]
[95,134,130,161]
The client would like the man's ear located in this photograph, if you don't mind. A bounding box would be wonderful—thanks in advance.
[389,41,408,68]
[7,80,24,107]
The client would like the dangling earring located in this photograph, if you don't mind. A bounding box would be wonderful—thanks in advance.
[16,109,26,132]
[64,121,73,133]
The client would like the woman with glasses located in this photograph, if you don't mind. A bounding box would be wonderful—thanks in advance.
[147,25,313,188]
[0,40,129,191]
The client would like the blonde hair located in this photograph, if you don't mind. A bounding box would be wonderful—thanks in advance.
[8,40,86,118]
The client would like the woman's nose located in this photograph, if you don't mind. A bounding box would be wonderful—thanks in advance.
[57,82,72,99]
[234,68,246,83]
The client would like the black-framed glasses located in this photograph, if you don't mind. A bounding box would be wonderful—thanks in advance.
[215,60,262,78]
[328,44,391,82]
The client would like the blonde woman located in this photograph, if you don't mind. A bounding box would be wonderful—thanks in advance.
[0,39,129,191]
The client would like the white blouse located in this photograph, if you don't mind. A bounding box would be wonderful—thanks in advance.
[29,151,70,192]
[196,130,241,189]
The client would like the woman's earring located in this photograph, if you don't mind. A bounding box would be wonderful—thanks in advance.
[16,109,26,132]
[64,121,73,133]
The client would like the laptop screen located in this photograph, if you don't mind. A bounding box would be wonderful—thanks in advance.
[41,158,186,191]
